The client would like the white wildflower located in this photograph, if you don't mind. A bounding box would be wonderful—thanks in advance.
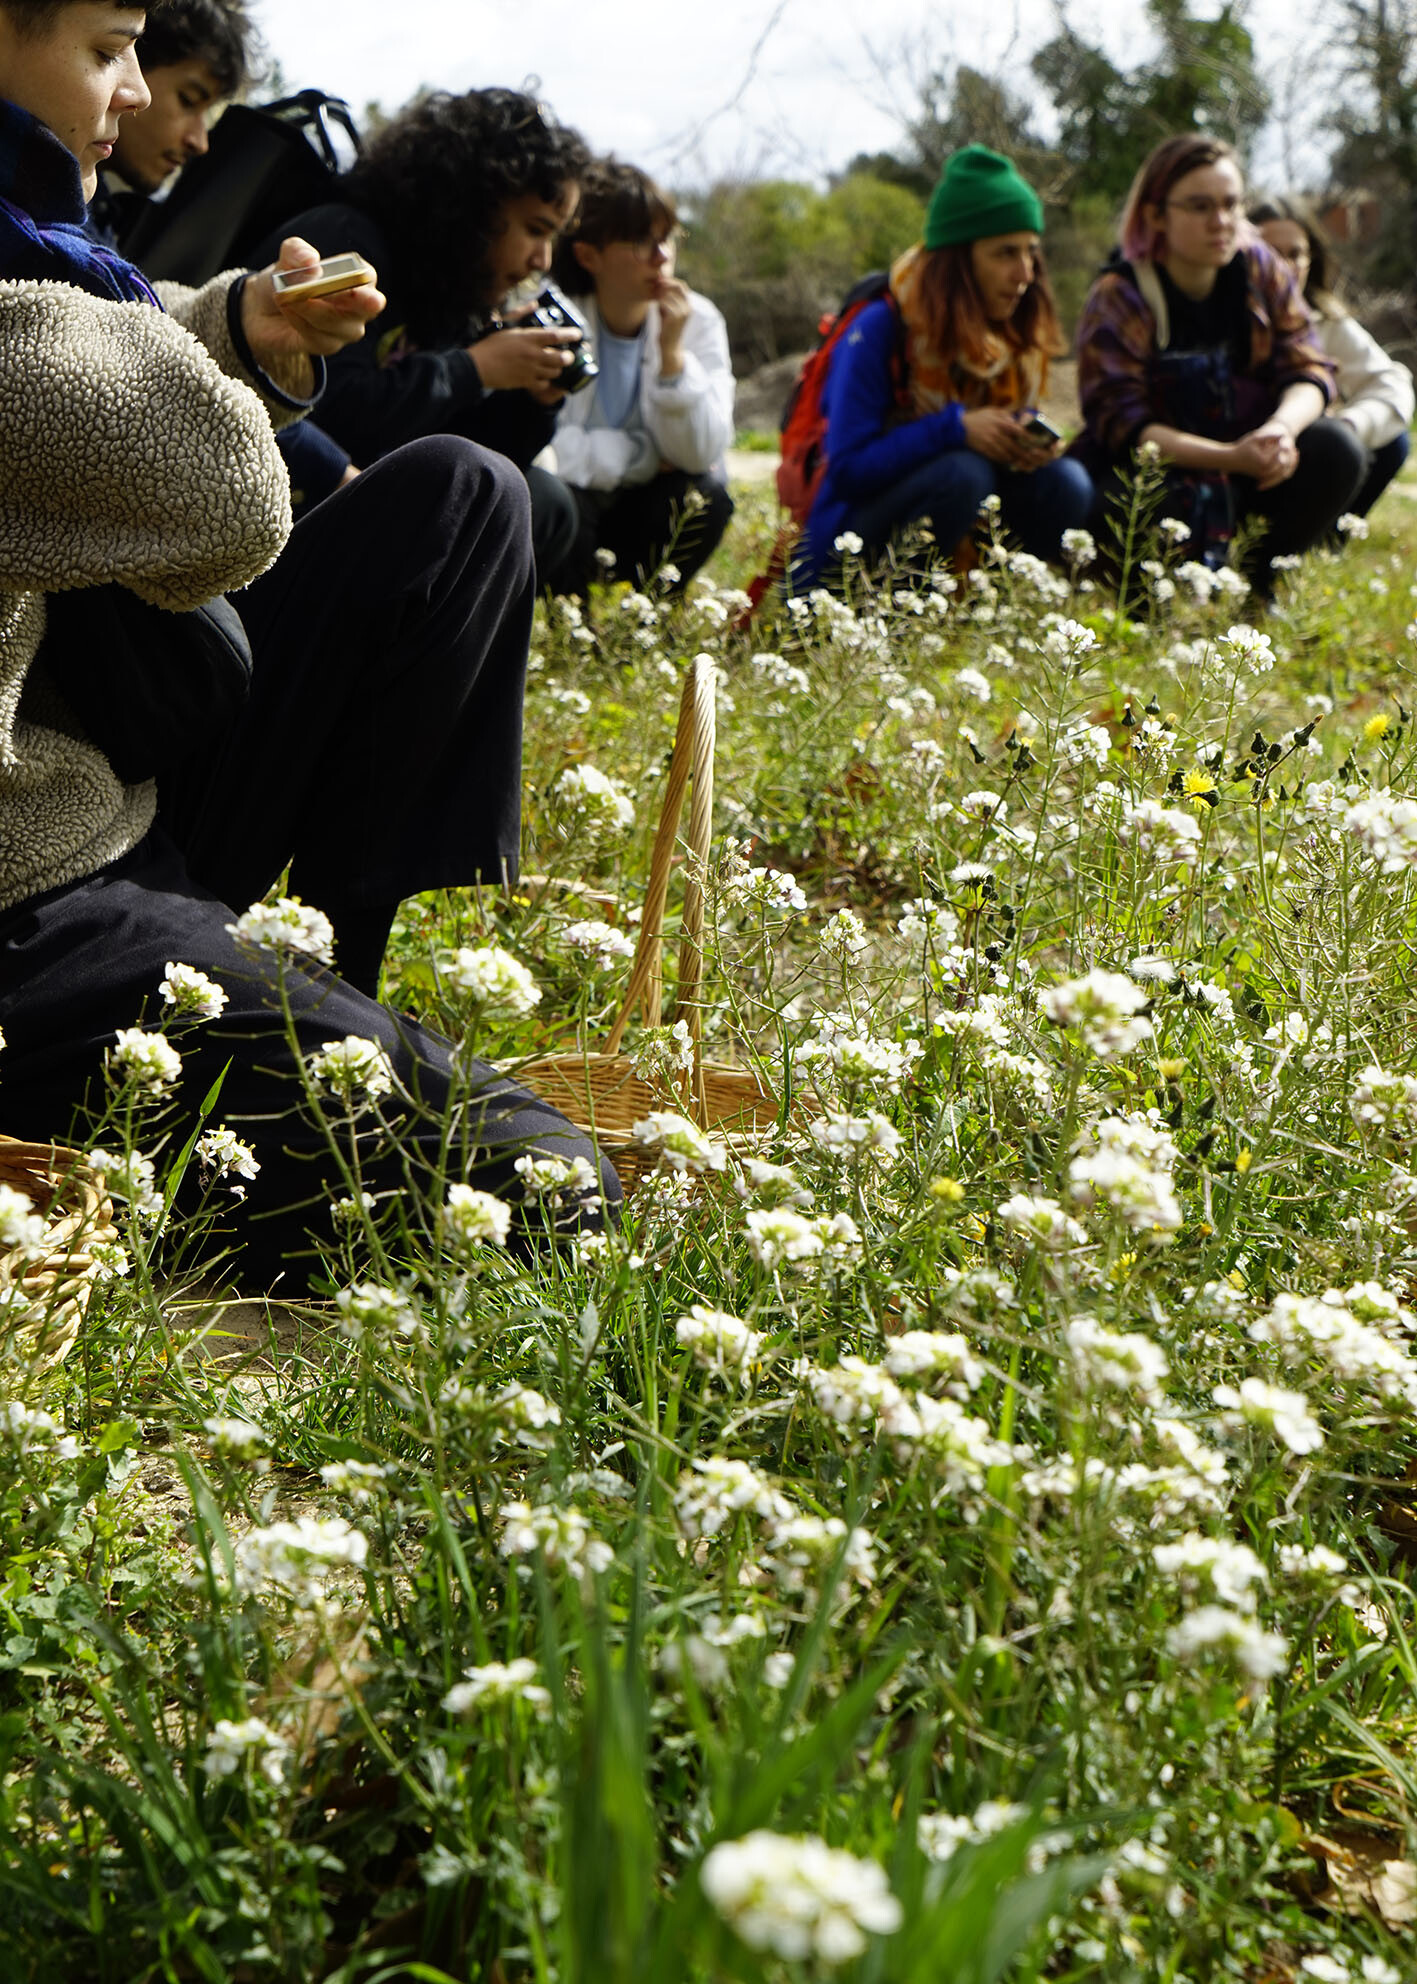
[0,1184,46,1258]
[443,1184,513,1248]
[307,1035,395,1105]
[1039,969,1151,1059]
[203,1717,289,1785]
[554,763,635,837]
[159,962,228,1022]
[1213,1378,1324,1454]
[108,1027,181,1096]
[631,1110,727,1174]
[562,919,635,966]
[701,1832,902,1965]
[444,945,542,1017]
[226,897,334,966]
[745,1207,825,1268]
[1066,1318,1169,1402]
[443,1658,551,1717]
[996,1194,1088,1251]
[195,1127,259,1192]
[499,1500,613,1577]
[1153,1532,1267,1610]
[1167,1605,1288,1681]
[232,1516,368,1608]
[676,1305,764,1381]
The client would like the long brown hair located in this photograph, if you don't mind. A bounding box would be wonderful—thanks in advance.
[915,240,1064,370]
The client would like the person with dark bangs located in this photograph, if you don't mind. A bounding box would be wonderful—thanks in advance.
[1249,194,1413,523]
[250,87,592,582]
[793,144,1093,590]
[543,158,735,595]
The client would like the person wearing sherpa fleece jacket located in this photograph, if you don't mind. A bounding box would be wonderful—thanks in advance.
[0,2,618,1289]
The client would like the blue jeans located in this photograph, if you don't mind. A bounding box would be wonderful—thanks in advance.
[851,448,1095,563]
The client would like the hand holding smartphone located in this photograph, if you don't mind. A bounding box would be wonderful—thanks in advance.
[1020,411,1062,447]
[271,253,377,304]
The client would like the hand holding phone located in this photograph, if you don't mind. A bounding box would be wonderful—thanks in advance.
[271,253,377,304]
[1020,411,1062,447]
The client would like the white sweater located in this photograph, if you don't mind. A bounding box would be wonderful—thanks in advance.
[1320,310,1415,451]
[550,289,735,492]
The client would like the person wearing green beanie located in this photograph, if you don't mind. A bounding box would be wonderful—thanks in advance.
[793,145,1091,588]
[924,144,1045,251]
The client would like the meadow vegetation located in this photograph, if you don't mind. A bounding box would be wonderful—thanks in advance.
[2,477,1417,1981]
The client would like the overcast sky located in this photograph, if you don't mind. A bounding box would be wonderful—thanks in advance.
[253,0,1335,190]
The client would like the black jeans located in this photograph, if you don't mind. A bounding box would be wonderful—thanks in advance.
[1235,415,1367,591]
[0,437,620,1289]
[1092,414,1368,598]
[547,469,735,596]
[160,436,533,912]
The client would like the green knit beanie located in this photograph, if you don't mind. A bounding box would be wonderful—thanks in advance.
[923,145,1044,250]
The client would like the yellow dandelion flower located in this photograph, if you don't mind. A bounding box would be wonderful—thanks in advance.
[1158,1057,1188,1080]
[928,1176,965,1203]
[1365,712,1393,743]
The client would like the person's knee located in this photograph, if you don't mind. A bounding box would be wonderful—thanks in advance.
[1044,456,1096,527]
[1298,416,1368,505]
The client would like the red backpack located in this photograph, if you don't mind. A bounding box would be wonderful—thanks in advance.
[735,273,908,625]
[775,270,905,524]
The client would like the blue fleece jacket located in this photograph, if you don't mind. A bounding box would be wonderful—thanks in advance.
[797,296,967,586]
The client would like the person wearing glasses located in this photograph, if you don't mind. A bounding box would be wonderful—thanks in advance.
[1250,194,1413,524]
[542,158,735,595]
[1074,134,1365,595]
[250,87,591,583]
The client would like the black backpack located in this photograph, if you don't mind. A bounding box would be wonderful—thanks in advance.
[119,90,362,285]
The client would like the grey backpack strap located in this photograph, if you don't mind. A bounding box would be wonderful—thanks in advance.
[1128,258,1171,351]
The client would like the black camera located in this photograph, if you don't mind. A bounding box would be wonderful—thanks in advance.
[524,286,599,394]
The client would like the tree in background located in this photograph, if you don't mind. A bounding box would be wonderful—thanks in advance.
[1032,0,1271,205]
[677,173,925,370]
[1326,0,1417,284]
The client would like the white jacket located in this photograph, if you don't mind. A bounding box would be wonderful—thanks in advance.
[550,289,735,492]
[1320,310,1415,451]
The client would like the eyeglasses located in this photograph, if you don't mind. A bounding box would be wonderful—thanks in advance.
[1165,195,1243,219]
[628,228,684,260]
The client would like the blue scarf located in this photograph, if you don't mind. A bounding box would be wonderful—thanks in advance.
[0,96,159,306]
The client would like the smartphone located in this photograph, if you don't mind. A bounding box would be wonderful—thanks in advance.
[1021,412,1062,446]
[271,253,376,303]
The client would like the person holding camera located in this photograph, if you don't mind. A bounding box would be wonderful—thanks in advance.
[0,3,618,1291]
[1249,194,1413,524]
[251,87,592,582]
[793,144,1092,590]
[539,158,736,596]
[1073,135,1365,594]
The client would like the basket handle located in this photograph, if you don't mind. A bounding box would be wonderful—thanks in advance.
[603,655,716,1110]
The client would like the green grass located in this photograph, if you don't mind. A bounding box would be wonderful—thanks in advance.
[2,480,1417,1980]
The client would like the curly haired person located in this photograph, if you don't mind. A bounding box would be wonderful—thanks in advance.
[252,87,594,584]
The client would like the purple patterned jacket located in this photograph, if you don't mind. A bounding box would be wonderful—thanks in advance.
[1075,244,1334,462]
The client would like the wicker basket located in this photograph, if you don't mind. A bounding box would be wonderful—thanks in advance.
[0,1136,119,1370]
[519,655,801,1191]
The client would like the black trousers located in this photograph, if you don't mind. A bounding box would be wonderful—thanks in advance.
[1233,416,1367,589]
[547,469,735,596]
[0,437,620,1289]
[1092,414,1369,598]
[161,436,532,911]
